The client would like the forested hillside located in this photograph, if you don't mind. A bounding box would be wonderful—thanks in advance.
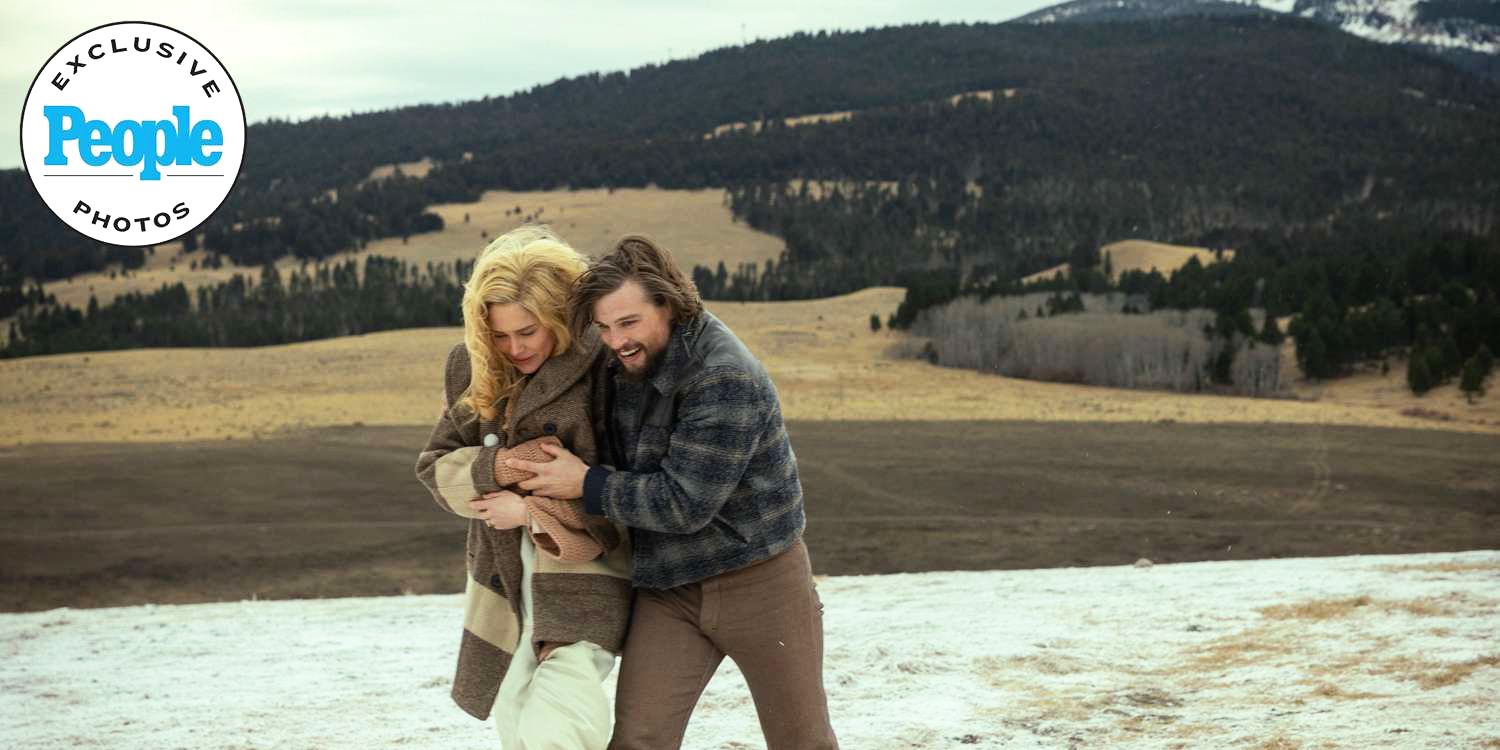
[4,15,1497,396]
[4,16,1495,285]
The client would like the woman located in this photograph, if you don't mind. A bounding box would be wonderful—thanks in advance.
[413,225,633,748]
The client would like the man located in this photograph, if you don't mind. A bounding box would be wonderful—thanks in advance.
[506,235,838,750]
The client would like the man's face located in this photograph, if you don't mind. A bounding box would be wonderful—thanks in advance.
[593,279,674,379]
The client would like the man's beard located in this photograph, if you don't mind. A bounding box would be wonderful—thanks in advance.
[614,345,664,383]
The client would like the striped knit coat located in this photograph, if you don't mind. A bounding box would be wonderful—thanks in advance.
[414,327,633,720]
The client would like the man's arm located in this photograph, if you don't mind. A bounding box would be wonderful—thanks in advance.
[582,365,765,534]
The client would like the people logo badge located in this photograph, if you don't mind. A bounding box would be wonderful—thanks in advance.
[20,21,245,247]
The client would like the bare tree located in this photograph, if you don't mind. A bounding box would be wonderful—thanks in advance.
[908,293,1282,397]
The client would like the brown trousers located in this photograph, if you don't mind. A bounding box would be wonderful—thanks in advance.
[608,538,839,750]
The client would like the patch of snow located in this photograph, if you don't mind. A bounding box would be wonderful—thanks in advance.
[1380,0,1420,25]
[1326,0,1500,54]
[1257,0,1299,14]
[2,549,1497,749]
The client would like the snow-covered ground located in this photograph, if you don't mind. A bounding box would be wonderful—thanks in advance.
[4,550,1497,749]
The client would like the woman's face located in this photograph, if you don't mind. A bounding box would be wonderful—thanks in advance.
[487,303,556,375]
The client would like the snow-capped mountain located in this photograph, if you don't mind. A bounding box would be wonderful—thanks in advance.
[1016,0,1284,24]
[1015,0,1500,77]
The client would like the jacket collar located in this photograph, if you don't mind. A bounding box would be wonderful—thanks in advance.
[647,313,710,396]
[507,325,603,427]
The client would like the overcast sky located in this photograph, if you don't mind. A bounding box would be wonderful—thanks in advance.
[1,0,1059,170]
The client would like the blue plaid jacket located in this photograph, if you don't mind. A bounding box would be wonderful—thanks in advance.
[582,310,805,590]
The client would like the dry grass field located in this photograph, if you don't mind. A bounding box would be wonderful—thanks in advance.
[362,157,436,183]
[3,180,1495,615]
[3,289,1496,613]
[1021,239,1236,285]
[6,184,1217,353]
[10,186,782,318]
[703,89,1016,139]
[705,109,854,138]
[1,287,1497,448]
[356,186,784,272]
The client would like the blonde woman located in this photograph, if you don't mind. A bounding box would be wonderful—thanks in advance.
[414,225,633,748]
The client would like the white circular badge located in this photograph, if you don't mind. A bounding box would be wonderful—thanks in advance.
[19,21,244,247]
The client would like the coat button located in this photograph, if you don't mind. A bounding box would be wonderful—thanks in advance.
[489,574,502,590]
[543,422,557,435]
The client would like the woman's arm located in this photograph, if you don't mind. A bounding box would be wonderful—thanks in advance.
[414,343,566,514]
[413,345,507,519]
[414,405,504,519]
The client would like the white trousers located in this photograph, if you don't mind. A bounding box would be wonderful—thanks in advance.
[493,531,616,750]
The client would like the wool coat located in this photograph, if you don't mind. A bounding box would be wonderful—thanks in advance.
[581,310,806,590]
[414,327,633,720]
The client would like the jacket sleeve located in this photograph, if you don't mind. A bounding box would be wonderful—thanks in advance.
[582,365,763,534]
[413,347,505,518]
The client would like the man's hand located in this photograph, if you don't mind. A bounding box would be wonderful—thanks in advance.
[508,442,588,500]
[470,490,527,529]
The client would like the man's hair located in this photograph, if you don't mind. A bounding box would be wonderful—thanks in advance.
[569,234,703,338]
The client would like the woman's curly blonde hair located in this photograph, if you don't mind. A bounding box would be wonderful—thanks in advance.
[459,225,588,422]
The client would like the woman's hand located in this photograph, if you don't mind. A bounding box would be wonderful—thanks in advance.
[470,490,527,530]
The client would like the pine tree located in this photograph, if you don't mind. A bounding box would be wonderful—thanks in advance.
[1259,314,1284,345]
[1211,346,1235,385]
[1299,327,1329,380]
[693,265,717,299]
[1408,349,1434,394]
[1425,347,1447,387]
[1460,355,1485,403]
[1440,334,1462,378]
[870,313,881,332]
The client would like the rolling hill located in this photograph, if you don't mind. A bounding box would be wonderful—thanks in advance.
[4,15,1497,287]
